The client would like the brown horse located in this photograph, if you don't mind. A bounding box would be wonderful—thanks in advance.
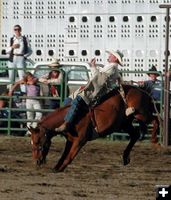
[29,85,160,172]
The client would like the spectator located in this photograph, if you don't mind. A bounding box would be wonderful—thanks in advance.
[139,65,162,101]
[0,90,24,135]
[0,91,10,132]
[0,92,8,109]
[39,69,62,109]
[9,72,42,136]
[6,24,32,93]
[0,91,9,122]
[138,65,162,142]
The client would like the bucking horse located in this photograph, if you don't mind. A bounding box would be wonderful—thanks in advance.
[28,84,160,172]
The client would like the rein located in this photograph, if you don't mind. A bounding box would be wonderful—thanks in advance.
[31,145,43,152]
[31,125,52,152]
[89,108,98,131]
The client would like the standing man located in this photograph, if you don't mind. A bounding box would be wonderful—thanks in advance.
[6,24,32,93]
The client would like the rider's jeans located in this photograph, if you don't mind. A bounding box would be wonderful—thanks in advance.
[64,95,84,123]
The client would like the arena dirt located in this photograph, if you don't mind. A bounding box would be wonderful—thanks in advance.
[0,135,171,200]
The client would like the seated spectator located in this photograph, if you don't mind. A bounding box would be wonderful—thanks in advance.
[39,61,62,109]
[9,72,42,136]
[0,90,26,135]
[0,91,9,127]
[0,91,8,108]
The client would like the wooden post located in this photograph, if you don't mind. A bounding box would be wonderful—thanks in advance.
[159,4,171,146]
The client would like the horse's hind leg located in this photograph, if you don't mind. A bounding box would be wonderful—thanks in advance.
[53,140,73,172]
[123,124,140,165]
[138,121,148,141]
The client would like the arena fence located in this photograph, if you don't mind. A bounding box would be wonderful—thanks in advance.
[0,65,164,142]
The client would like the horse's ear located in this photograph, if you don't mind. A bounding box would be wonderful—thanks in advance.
[27,125,32,131]
[27,126,35,133]
[27,126,40,134]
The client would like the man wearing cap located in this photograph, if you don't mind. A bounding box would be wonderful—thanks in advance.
[55,50,124,133]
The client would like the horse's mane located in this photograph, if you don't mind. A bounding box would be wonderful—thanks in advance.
[122,84,152,98]
[91,84,153,107]
[39,104,70,124]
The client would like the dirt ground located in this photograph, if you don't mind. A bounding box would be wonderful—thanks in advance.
[0,136,171,200]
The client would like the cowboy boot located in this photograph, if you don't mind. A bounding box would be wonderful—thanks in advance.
[55,121,69,132]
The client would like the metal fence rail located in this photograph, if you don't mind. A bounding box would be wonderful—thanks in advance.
[0,66,164,142]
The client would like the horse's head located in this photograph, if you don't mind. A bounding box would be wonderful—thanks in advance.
[28,125,50,166]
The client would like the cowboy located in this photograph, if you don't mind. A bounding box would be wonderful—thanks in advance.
[139,65,162,101]
[55,50,124,133]
[125,65,162,117]
[138,65,162,142]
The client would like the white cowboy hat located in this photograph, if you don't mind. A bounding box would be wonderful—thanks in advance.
[106,50,124,66]
[48,58,60,68]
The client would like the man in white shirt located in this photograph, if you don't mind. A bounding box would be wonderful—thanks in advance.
[6,24,32,93]
[55,50,124,133]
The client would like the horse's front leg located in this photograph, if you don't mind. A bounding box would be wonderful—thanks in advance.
[53,139,73,172]
[54,139,86,172]
[41,138,52,164]
[123,124,139,165]
[37,135,52,165]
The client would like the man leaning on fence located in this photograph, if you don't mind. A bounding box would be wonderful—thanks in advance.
[6,24,32,93]
[39,60,63,109]
[138,65,162,142]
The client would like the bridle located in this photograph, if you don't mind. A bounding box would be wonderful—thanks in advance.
[31,126,55,153]
[31,143,44,152]
[31,128,48,154]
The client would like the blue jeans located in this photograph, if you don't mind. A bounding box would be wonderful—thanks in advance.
[64,95,84,123]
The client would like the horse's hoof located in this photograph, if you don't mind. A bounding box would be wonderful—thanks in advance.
[151,142,161,148]
[51,168,59,173]
[51,168,64,173]
[36,158,46,166]
[123,156,130,166]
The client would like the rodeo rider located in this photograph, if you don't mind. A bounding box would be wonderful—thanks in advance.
[55,50,134,133]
